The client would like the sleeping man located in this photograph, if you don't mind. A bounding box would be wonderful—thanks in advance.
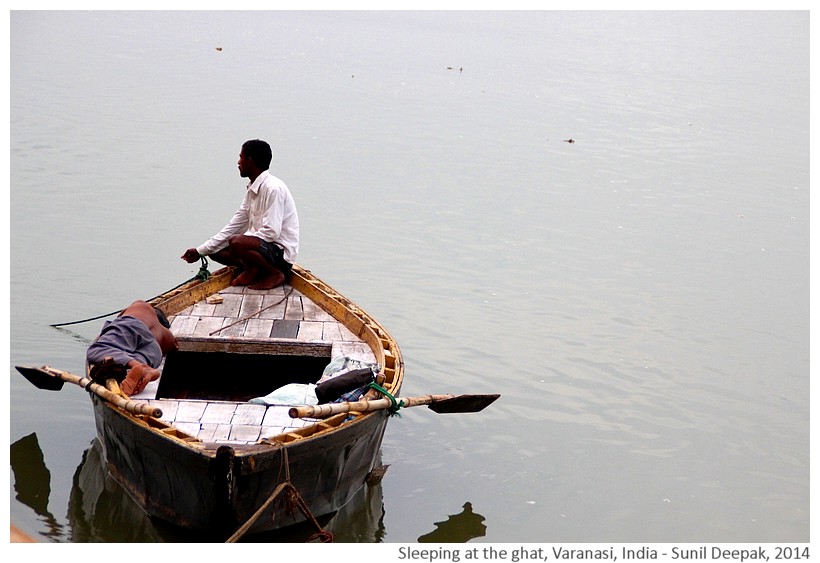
[86,300,179,396]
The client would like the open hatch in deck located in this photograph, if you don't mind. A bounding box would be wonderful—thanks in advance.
[134,337,338,444]
[157,343,332,402]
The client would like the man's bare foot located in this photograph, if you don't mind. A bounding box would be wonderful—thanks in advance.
[249,270,285,290]
[121,364,160,395]
[231,267,258,286]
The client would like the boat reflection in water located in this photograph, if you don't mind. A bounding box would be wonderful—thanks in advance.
[13,432,486,543]
[10,433,64,542]
[11,433,388,542]
[417,502,487,543]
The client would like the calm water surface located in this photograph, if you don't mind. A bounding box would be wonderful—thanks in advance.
[9,11,809,544]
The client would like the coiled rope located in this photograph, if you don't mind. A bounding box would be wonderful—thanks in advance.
[49,257,211,328]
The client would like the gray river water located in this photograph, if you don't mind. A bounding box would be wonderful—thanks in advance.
[9,10,809,543]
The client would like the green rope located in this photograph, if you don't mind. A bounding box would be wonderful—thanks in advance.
[195,255,211,281]
[49,256,211,328]
[368,381,402,416]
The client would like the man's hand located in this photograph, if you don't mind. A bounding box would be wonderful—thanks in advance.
[181,248,201,263]
[121,363,161,395]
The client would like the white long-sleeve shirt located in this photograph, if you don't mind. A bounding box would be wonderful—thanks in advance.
[197,170,300,264]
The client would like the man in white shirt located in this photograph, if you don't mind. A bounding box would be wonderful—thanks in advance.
[181,139,299,290]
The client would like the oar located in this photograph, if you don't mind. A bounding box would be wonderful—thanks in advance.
[289,393,500,419]
[15,365,162,418]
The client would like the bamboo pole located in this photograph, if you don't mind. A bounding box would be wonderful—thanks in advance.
[289,394,455,419]
[39,366,162,417]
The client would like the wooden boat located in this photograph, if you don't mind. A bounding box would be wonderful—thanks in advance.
[70,265,403,540]
[16,264,499,540]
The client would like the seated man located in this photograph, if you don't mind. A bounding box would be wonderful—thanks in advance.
[180,139,299,290]
[86,301,179,396]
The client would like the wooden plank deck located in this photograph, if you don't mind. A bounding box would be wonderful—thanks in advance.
[145,399,313,444]
[168,284,369,351]
[131,282,377,445]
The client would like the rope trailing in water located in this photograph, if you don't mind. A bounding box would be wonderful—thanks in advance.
[368,381,402,415]
[225,443,332,543]
[49,256,211,328]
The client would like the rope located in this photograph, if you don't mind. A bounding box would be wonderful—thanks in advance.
[368,381,403,415]
[49,257,211,328]
[194,256,211,281]
[225,442,333,543]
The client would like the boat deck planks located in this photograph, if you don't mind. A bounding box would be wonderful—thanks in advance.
[142,398,315,443]
[167,284,376,348]
[133,281,378,445]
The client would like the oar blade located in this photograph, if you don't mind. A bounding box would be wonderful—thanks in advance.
[16,365,65,391]
[427,393,500,414]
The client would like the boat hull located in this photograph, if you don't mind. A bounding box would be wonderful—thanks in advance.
[93,395,390,536]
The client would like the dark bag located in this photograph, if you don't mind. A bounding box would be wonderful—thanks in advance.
[314,368,375,404]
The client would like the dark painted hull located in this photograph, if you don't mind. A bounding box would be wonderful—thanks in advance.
[92,394,390,537]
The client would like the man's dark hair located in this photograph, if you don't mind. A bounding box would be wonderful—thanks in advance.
[242,139,272,170]
[154,307,171,329]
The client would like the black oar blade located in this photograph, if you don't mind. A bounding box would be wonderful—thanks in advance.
[16,366,65,391]
[427,394,500,414]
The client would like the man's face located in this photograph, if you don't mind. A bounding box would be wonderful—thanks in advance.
[238,150,254,178]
